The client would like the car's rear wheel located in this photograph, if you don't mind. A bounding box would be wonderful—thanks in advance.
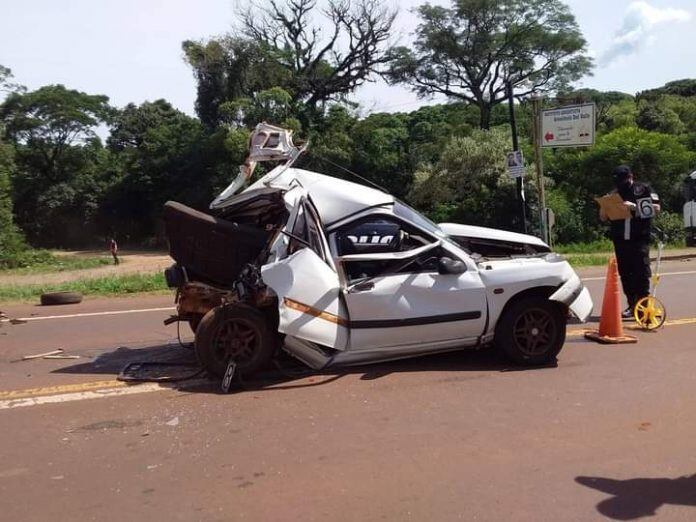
[495,296,566,365]
[195,305,276,377]
[188,314,203,334]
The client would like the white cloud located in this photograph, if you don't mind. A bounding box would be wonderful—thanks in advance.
[600,1,692,66]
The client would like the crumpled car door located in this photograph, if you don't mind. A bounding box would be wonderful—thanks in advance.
[261,197,348,351]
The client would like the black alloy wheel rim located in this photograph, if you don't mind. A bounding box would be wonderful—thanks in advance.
[212,318,260,367]
[512,307,557,356]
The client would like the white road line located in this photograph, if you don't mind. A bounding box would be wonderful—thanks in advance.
[582,270,696,282]
[2,306,176,323]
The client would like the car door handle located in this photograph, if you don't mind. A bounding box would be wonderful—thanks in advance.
[349,280,374,293]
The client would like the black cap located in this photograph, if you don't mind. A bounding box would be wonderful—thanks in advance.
[612,165,632,181]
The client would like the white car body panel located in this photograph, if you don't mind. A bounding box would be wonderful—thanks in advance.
[247,167,394,227]
[439,222,549,249]
[344,269,487,350]
[477,257,591,331]
[261,248,349,350]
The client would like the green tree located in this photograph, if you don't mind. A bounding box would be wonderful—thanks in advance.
[104,100,227,241]
[407,127,522,228]
[387,0,592,129]
[1,85,113,180]
[349,113,412,196]
[0,85,114,245]
[183,37,291,128]
[636,98,685,135]
[601,99,638,132]
[404,103,475,164]
[0,141,27,265]
[638,79,696,100]
[557,89,634,129]
[0,65,25,95]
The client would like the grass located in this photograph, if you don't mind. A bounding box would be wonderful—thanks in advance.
[0,247,113,274]
[1,255,112,275]
[555,239,614,254]
[0,272,169,303]
[563,253,613,268]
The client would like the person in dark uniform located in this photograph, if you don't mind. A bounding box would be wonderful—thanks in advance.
[599,165,660,318]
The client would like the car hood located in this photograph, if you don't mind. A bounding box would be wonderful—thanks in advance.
[438,223,549,249]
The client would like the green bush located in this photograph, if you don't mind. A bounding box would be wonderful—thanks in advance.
[408,127,523,230]
[654,211,686,246]
[0,249,54,269]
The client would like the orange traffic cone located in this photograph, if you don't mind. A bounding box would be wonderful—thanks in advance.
[585,257,638,344]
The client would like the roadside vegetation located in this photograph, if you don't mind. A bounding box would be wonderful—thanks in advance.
[0,252,110,274]
[1,1,695,279]
[0,273,167,302]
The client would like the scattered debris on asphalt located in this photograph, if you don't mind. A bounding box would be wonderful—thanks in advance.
[21,349,64,360]
[14,348,81,362]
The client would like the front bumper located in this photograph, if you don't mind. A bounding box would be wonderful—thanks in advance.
[549,274,593,323]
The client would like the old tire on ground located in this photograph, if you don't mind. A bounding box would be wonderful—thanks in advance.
[495,296,566,365]
[194,305,276,378]
[40,291,83,306]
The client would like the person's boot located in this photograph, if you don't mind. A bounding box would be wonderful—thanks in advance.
[621,307,634,320]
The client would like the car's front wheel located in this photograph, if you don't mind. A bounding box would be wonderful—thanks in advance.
[495,296,566,365]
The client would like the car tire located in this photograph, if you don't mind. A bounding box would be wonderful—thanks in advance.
[495,296,566,365]
[40,291,83,306]
[194,305,277,378]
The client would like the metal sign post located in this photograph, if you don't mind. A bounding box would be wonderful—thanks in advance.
[530,99,596,245]
[531,94,548,244]
[507,81,527,234]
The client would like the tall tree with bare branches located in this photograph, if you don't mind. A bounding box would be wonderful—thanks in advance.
[387,0,593,129]
[184,0,397,128]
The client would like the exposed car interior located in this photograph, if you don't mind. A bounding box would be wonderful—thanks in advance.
[331,215,447,282]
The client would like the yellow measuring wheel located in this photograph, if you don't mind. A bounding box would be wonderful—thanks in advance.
[634,235,667,331]
[634,296,666,330]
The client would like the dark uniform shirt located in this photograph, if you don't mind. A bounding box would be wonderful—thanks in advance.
[608,182,660,241]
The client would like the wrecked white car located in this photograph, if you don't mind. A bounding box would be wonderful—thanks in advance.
[163,124,592,377]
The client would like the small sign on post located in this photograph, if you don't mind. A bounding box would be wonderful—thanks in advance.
[506,150,526,179]
[541,103,595,148]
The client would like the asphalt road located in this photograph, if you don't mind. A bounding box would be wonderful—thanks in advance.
[2,259,696,521]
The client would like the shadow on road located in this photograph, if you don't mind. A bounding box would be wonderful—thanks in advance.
[576,474,696,520]
[51,342,559,395]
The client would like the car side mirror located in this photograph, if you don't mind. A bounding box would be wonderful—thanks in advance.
[438,257,466,275]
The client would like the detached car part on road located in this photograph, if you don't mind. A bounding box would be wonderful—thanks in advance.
[163,123,593,377]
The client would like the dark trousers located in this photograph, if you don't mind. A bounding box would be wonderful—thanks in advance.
[612,239,651,308]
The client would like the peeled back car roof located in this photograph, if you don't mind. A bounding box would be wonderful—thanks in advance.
[246,167,394,226]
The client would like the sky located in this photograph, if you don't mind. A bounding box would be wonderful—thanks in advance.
[1,0,695,117]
